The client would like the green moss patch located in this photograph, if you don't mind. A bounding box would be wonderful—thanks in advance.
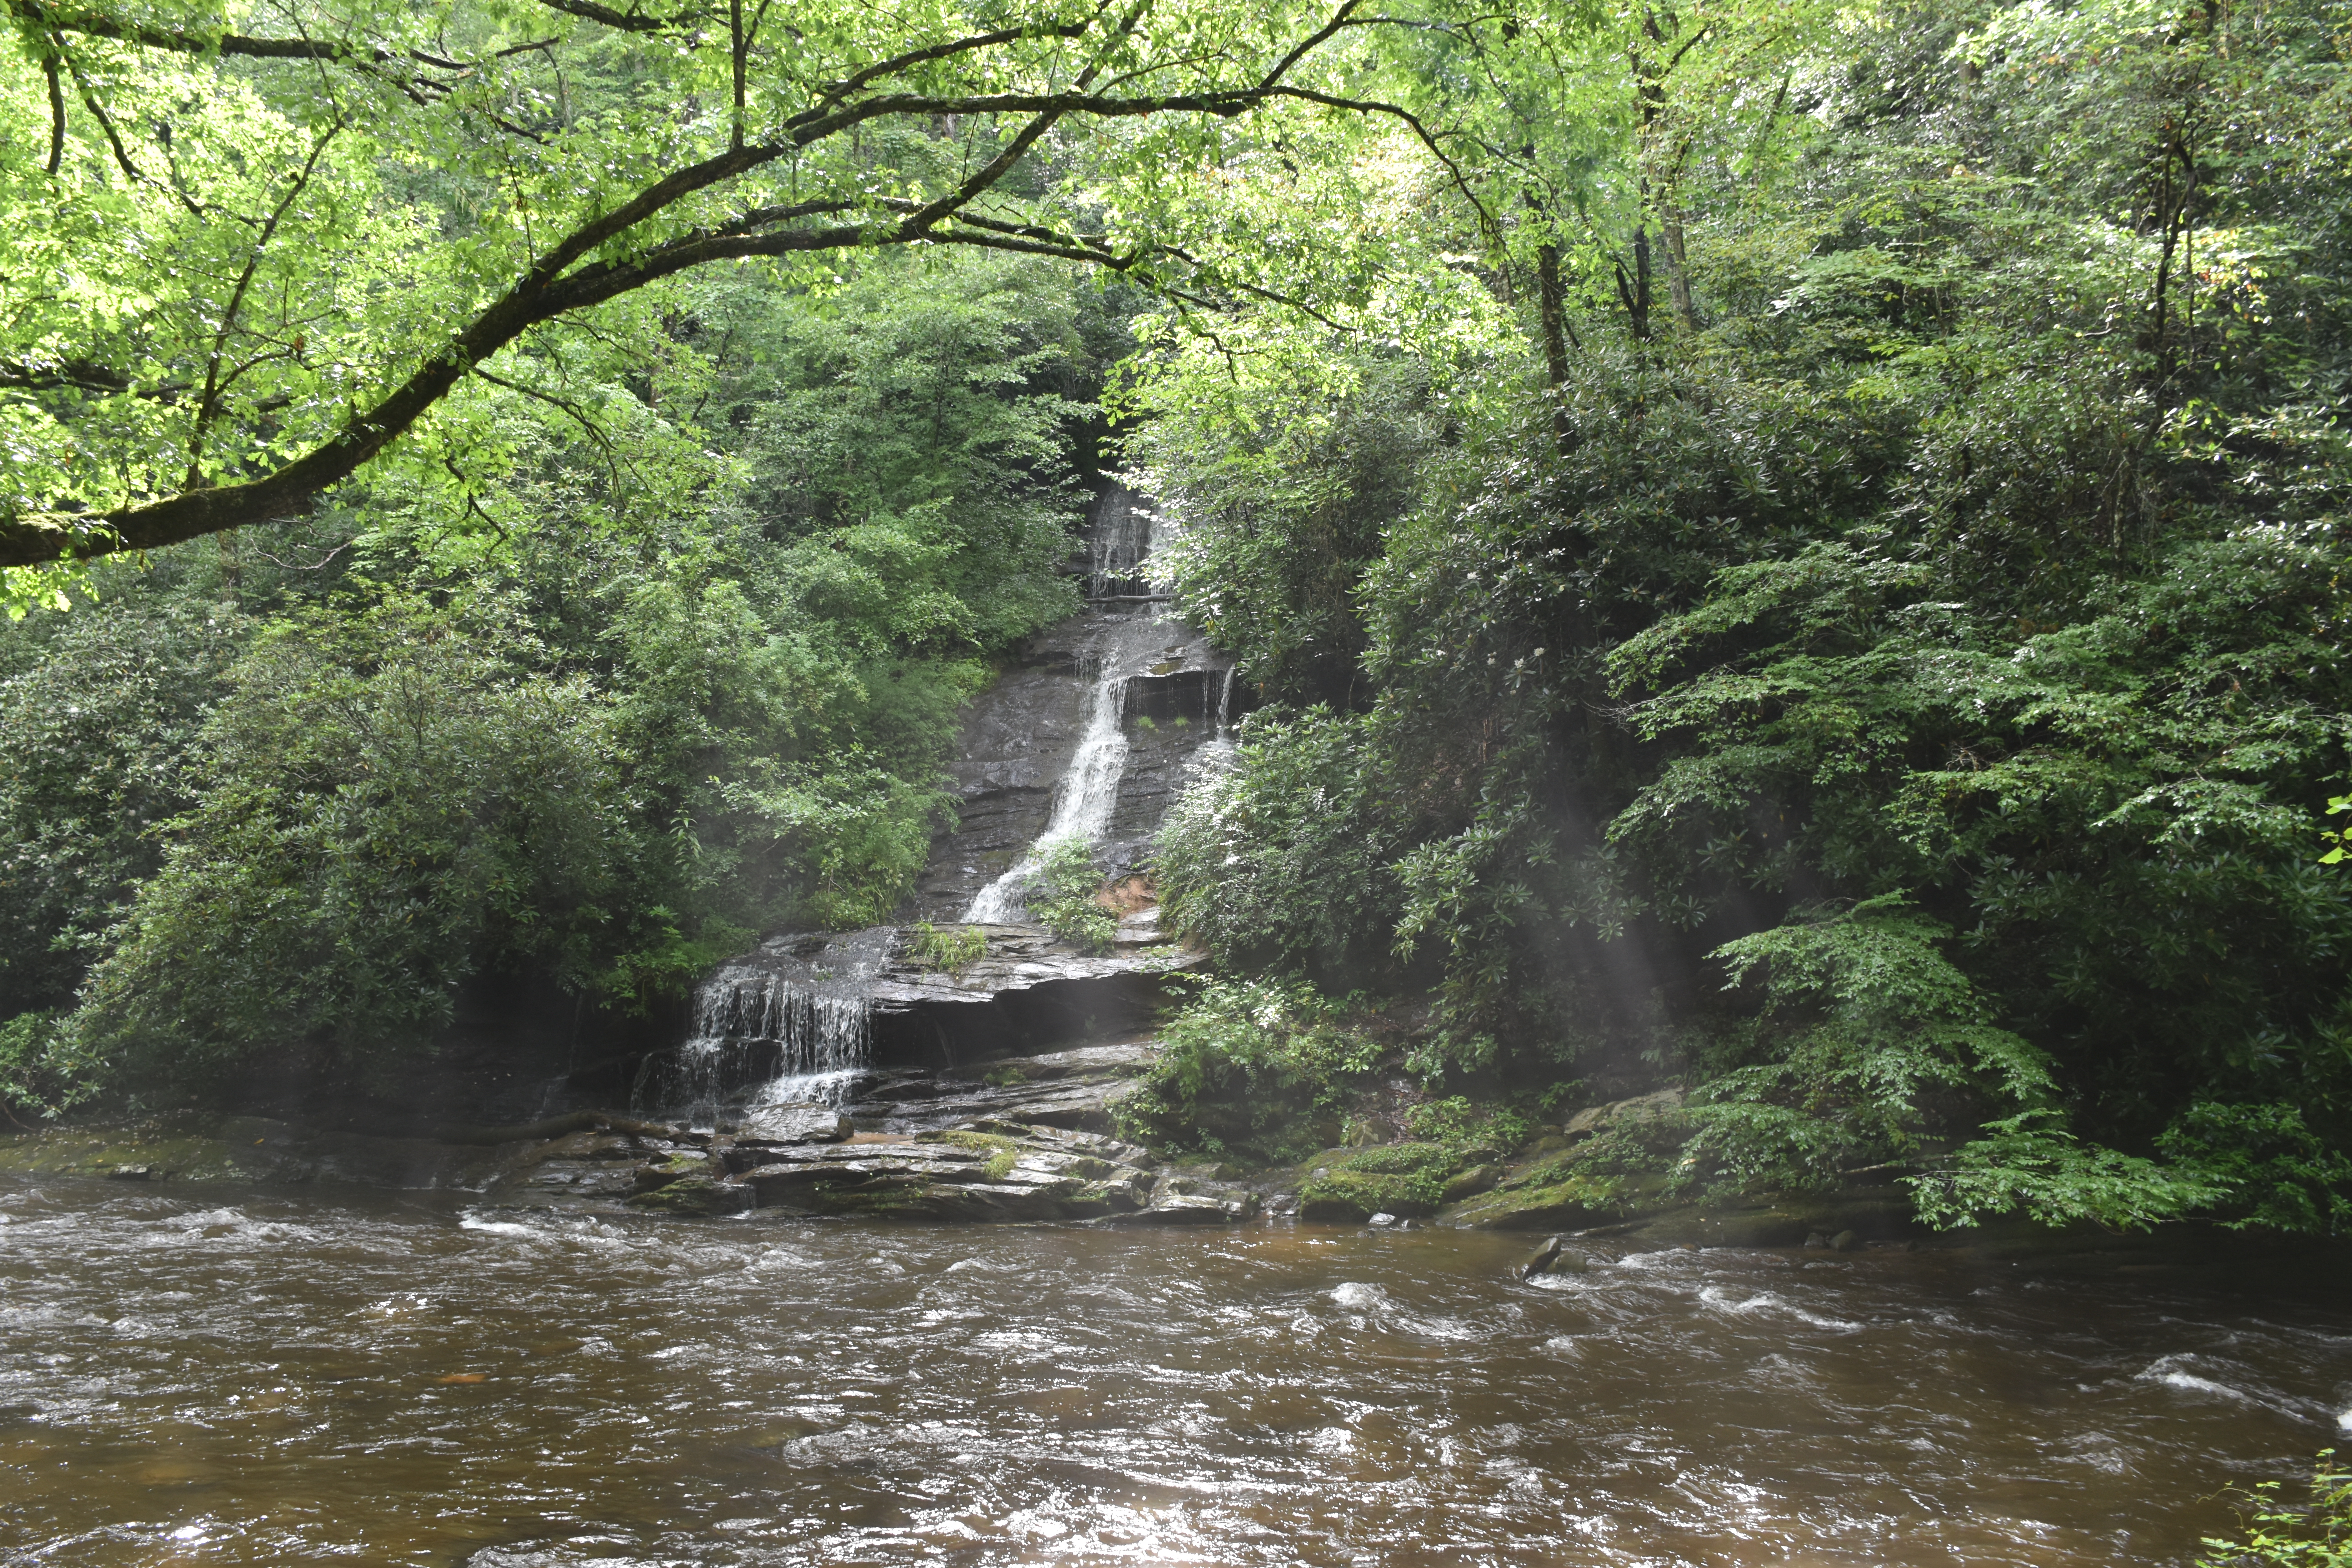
[916,1129,1017,1155]
[1299,1167,1444,1221]
[1446,1174,1627,1231]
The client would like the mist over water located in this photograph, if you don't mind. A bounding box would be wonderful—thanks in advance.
[5,1175,2349,1566]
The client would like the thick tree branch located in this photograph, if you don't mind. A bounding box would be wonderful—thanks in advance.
[0,12,1441,570]
[7,0,703,57]
[41,41,63,173]
[801,18,1099,119]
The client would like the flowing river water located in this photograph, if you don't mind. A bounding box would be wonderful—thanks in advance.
[6,1174,2350,1566]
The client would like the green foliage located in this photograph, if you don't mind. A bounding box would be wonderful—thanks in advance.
[1402,1096,1534,1154]
[1136,352,1445,701]
[2159,1103,2352,1237]
[0,596,247,1020]
[0,241,1098,1105]
[1138,0,2352,1230]
[1299,1166,1446,1218]
[907,923,989,980]
[2200,1453,2352,1568]
[1116,976,1387,1161]
[0,1012,98,1120]
[2324,795,2352,867]
[1334,1142,1457,1178]
[595,916,757,1020]
[1155,706,1403,968]
[0,0,1468,586]
[1906,1113,2227,1232]
[66,597,629,1093]
[1024,838,1116,954]
[1683,898,2059,1183]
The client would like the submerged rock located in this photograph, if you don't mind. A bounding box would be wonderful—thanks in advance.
[624,1174,753,1216]
[1105,1192,1255,1226]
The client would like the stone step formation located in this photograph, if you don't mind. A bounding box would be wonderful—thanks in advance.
[611,483,1252,1222]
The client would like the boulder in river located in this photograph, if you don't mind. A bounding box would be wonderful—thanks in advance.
[734,1125,1159,1223]
[1445,1176,1622,1232]
[1105,1192,1255,1226]
[1440,1163,1499,1203]
[624,1174,753,1216]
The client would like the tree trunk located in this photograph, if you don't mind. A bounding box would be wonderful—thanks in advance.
[1616,226,1653,341]
[1662,206,1696,331]
[1536,242,1578,455]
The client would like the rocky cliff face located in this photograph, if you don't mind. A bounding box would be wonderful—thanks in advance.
[901,610,1234,919]
[903,485,1238,920]
[617,485,1248,1206]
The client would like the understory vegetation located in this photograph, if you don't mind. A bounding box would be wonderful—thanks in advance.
[0,252,1121,1106]
[1129,0,2352,1233]
[2200,1452,2352,1568]
[2,0,2348,1241]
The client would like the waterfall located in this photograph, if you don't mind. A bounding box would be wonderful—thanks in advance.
[1089,490,1155,598]
[642,929,892,1127]
[964,628,1144,922]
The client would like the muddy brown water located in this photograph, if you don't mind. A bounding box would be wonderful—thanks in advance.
[4,1175,2349,1566]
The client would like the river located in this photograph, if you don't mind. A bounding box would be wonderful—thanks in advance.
[4,1175,2348,1565]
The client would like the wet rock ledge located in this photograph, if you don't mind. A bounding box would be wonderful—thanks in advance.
[0,1038,1274,1228]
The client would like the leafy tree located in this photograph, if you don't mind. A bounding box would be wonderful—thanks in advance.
[1143,0,2352,1230]
[0,0,1521,581]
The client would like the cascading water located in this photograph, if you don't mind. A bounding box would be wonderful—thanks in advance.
[640,929,894,1126]
[1088,489,1156,598]
[963,612,1169,922]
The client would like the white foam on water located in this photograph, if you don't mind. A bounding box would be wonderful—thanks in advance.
[2138,1355,2258,1403]
[457,1212,539,1238]
[1698,1284,1862,1332]
[1328,1281,1388,1311]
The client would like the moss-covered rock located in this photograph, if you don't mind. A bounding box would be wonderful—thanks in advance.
[623,1174,751,1215]
[1299,1167,1443,1221]
[1440,1163,1499,1202]
[1335,1142,1455,1177]
[1445,1174,1626,1230]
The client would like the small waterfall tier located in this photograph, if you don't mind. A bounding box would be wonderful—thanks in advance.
[963,613,1182,922]
[1087,489,1158,599]
[639,929,894,1127]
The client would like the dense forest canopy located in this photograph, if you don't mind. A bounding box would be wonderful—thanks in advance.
[2,0,2348,1235]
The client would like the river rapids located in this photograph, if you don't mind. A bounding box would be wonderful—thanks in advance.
[5,1176,2350,1565]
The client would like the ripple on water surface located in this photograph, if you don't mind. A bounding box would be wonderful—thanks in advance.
[2,1175,2350,1566]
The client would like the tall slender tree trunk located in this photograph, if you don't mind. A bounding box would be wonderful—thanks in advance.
[1536,242,1578,454]
[1662,205,1696,332]
[1617,226,1653,341]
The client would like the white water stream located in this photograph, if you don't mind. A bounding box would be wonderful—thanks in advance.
[651,929,895,1125]
[963,613,1168,922]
